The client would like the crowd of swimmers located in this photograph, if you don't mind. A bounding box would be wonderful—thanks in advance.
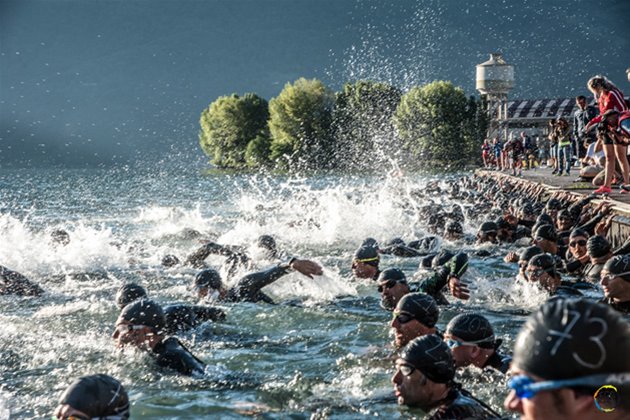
[3,173,630,419]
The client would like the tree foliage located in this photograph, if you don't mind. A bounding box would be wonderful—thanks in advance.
[268,78,335,170]
[199,93,270,169]
[332,80,402,170]
[394,81,487,169]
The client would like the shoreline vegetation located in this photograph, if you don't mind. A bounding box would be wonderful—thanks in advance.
[199,79,489,173]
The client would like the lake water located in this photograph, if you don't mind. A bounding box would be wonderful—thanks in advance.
[0,167,558,419]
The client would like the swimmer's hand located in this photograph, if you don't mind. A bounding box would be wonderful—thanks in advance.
[290,259,323,279]
[448,275,470,300]
[504,251,518,263]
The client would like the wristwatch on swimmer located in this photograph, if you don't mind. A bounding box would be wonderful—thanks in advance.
[280,257,297,270]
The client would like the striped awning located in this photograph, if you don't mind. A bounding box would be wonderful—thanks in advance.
[505,97,593,120]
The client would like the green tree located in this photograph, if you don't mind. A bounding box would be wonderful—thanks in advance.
[199,93,270,169]
[332,80,402,170]
[268,78,335,170]
[394,81,484,169]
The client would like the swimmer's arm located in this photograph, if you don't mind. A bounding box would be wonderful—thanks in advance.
[417,268,449,298]
[379,245,423,257]
[185,242,248,267]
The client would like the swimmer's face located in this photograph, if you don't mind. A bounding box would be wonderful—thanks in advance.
[390,311,431,348]
[392,359,434,408]
[352,260,378,279]
[112,320,154,350]
[378,280,409,310]
[504,367,574,420]
[600,270,630,300]
[568,236,588,259]
[556,217,572,232]
[443,333,476,368]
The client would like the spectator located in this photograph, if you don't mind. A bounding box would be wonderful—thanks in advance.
[555,117,572,176]
[492,137,503,170]
[584,75,629,194]
[481,138,492,168]
[535,134,549,167]
[548,119,559,174]
[573,95,598,161]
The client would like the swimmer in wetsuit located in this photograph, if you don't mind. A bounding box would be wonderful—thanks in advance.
[115,283,226,334]
[0,265,44,296]
[443,313,512,374]
[53,374,129,419]
[193,257,322,304]
[113,299,206,376]
[392,335,501,419]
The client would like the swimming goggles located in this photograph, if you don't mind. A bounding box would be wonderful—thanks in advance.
[378,279,406,293]
[445,336,494,349]
[508,373,630,400]
[392,311,416,325]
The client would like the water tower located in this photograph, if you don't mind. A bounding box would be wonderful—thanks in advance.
[476,53,514,139]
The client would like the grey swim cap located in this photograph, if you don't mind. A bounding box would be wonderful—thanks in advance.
[115,283,147,309]
[117,299,165,332]
[395,293,439,328]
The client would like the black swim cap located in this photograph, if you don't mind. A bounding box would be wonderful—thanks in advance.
[445,221,463,234]
[361,237,379,249]
[400,335,455,384]
[569,228,589,239]
[587,235,611,259]
[257,234,277,251]
[385,237,405,247]
[519,246,543,263]
[534,224,557,242]
[193,269,223,290]
[395,293,439,328]
[479,221,497,233]
[603,255,630,281]
[513,299,630,380]
[557,209,573,222]
[115,283,147,309]
[378,268,407,283]
[161,254,180,267]
[528,253,557,272]
[59,374,129,419]
[117,299,165,332]
[520,203,535,217]
[545,198,562,211]
[536,213,554,226]
[354,245,380,264]
[51,229,70,246]
[446,313,496,349]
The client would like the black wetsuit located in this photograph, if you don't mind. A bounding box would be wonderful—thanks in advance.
[223,264,291,303]
[380,244,425,257]
[483,351,512,374]
[581,262,605,284]
[426,387,500,419]
[417,266,452,305]
[0,265,43,296]
[152,337,206,376]
[600,297,630,314]
[163,304,226,334]
[185,242,250,273]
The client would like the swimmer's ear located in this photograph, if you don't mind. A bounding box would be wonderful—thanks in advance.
[570,391,598,415]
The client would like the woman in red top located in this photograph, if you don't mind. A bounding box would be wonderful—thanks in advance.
[585,75,629,194]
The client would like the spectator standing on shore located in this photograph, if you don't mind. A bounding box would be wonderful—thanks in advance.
[481,139,492,168]
[548,119,559,174]
[504,133,524,176]
[521,131,537,170]
[536,133,548,167]
[584,75,629,194]
[492,137,503,170]
[573,95,598,162]
[555,118,572,176]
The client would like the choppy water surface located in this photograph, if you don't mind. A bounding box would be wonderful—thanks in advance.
[0,167,552,419]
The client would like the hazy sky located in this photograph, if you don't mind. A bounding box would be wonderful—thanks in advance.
[1,0,628,167]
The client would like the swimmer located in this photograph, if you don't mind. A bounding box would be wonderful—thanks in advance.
[600,255,630,313]
[476,221,498,244]
[582,235,613,284]
[532,224,564,258]
[50,229,70,246]
[392,335,500,418]
[53,374,129,419]
[505,299,630,419]
[525,253,582,296]
[390,293,439,348]
[113,299,206,376]
[115,283,226,333]
[377,268,410,311]
[352,246,380,280]
[444,313,512,374]
[193,257,322,304]
[565,228,590,275]
[0,265,44,296]
[418,252,470,303]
